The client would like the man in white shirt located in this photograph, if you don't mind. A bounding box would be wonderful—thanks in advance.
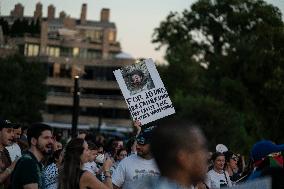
[127,120,209,189]
[112,126,160,189]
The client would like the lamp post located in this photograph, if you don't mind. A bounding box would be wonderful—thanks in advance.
[97,102,103,133]
[71,75,80,138]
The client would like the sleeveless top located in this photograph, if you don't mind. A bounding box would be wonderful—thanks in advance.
[78,170,91,189]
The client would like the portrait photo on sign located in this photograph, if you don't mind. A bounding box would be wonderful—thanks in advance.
[121,61,155,96]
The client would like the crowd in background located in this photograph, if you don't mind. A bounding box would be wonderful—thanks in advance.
[0,118,283,189]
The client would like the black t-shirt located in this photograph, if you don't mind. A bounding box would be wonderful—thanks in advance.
[10,151,44,189]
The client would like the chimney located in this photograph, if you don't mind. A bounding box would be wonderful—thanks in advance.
[80,4,87,24]
[59,11,66,19]
[11,3,24,18]
[63,16,76,29]
[48,5,55,21]
[34,2,42,20]
[100,8,110,22]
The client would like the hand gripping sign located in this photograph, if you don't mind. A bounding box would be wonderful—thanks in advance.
[113,59,175,125]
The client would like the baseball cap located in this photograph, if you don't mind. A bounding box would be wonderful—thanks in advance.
[0,118,14,129]
[136,126,155,145]
[251,140,284,161]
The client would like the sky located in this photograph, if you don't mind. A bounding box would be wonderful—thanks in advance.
[1,0,283,63]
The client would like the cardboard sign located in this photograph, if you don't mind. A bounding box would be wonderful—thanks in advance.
[114,59,175,125]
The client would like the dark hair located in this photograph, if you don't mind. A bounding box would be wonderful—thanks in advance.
[126,137,136,154]
[151,120,205,175]
[131,70,144,78]
[87,141,98,151]
[115,148,128,161]
[12,123,21,129]
[27,123,52,146]
[224,151,234,162]
[54,149,63,160]
[47,149,63,165]
[59,138,85,189]
[211,152,225,162]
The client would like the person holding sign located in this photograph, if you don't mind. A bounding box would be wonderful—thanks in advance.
[112,123,160,189]
[128,121,209,189]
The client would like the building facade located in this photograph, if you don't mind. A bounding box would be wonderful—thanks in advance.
[0,3,134,131]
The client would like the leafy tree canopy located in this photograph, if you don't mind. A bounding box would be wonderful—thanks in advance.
[0,54,47,124]
[153,0,284,153]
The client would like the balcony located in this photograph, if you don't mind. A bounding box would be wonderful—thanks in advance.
[45,94,127,109]
[39,56,134,67]
[42,113,132,128]
[46,77,120,89]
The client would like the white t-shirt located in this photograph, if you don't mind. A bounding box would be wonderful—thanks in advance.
[83,161,99,175]
[206,169,232,188]
[6,143,21,161]
[112,154,160,189]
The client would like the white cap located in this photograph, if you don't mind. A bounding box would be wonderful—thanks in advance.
[216,144,228,153]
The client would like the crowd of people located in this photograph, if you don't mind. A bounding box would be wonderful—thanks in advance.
[0,118,283,189]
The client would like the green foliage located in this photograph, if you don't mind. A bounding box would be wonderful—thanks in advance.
[0,18,41,37]
[0,54,47,123]
[154,0,284,153]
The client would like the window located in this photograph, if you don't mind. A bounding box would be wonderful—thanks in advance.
[85,29,102,42]
[46,46,60,57]
[73,47,79,57]
[25,43,39,56]
[108,30,115,42]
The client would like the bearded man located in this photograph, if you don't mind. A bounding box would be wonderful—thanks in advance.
[10,123,53,189]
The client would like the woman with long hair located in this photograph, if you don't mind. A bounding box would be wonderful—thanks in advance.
[59,138,113,189]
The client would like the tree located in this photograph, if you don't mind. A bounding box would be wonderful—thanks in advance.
[0,54,47,123]
[153,0,284,153]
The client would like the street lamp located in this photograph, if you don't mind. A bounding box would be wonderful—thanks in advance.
[97,102,103,133]
[71,75,80,138]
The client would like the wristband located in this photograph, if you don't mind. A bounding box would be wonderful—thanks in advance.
[104,170,111,174]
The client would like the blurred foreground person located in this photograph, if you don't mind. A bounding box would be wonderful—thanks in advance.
[10,123,54,189]
[131,121,208,189]
[59,138,113,189]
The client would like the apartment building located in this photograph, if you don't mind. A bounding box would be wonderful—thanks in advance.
[0,3,134,131]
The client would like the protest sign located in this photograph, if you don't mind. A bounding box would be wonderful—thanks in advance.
[113,59,175,125]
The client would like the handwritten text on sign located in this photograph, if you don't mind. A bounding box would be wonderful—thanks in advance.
[126,87,174,121]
